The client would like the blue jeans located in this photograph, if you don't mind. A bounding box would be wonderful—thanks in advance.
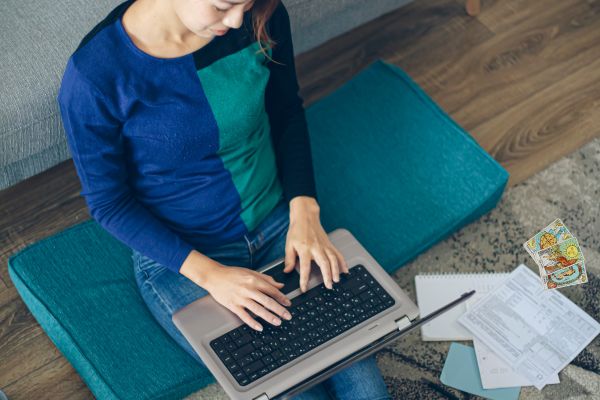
[132,198,391,400]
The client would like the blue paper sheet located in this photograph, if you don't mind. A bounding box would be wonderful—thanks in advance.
[440,343,520,400]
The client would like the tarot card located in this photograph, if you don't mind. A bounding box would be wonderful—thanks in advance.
[542,261,588,290]
[523,218,573,265]
[536,237,584,276]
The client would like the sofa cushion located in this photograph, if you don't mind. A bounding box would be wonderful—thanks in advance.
[8,59,508,399]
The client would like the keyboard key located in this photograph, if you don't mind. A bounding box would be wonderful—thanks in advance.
[243,359,264,375]
[260,346,273,353]
[240,355,254,366]
[232,343,254,359]
[262,355,274,364]
[349,283,370,295]
[249,371,260,381]
[225,342,236,351]
[250,350,263,359]
[216,347,228,356]
[234,370,246,381]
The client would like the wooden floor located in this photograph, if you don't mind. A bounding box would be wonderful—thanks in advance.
[1,0,599,397]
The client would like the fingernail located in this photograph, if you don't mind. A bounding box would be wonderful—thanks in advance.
[284,312,292,320]
[273,317,281,325]
[255,324,263,331]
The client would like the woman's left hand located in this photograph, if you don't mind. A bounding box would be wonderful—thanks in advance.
[282,196,350,292]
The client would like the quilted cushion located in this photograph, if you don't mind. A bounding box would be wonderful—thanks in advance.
[8,59,508,399]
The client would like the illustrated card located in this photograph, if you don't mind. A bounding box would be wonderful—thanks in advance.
[523,218,573,265]
[536,237,584,273]
[542,261,588,290]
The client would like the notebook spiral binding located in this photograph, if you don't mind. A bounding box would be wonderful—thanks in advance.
[416,271,509,279]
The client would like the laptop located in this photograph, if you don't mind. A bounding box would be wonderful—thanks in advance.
[172,228,474,400]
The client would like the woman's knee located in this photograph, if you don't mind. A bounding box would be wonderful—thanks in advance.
[137,280,208,367]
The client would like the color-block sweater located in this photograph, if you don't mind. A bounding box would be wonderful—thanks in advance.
[57,0,317,274]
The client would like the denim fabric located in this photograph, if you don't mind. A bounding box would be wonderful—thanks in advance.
[132,198,391,400]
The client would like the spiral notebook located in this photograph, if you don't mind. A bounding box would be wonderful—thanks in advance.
[415,272,510,341]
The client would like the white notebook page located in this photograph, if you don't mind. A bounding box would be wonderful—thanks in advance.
[415,272,510,341]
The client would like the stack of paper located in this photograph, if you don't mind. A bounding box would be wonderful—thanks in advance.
[415,269,554,390]
[458,264,600,390]
[415,264,600,396]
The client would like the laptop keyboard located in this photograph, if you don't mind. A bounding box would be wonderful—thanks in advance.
[209,264,396,386]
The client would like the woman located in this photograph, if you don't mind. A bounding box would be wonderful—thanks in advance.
[57,0,391,398]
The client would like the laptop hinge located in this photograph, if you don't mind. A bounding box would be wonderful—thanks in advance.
[253,394,269,400]
[395,316,411,331]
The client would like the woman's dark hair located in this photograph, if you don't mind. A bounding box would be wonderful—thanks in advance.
[250,0,284,65]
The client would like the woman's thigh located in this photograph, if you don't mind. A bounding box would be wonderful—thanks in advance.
[131,240,251,366]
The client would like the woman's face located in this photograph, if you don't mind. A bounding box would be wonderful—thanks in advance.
[173,0,256,38]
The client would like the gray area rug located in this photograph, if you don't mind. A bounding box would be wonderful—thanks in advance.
[188,137,600,399]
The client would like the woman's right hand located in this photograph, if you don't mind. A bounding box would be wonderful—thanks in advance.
[202,263,293,332]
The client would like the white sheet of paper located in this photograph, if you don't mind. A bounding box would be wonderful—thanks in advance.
[466,301,560,389]
[472,339,560,389]
[458,264,600,390]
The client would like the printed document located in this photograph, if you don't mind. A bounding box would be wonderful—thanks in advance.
[459,264,600,390]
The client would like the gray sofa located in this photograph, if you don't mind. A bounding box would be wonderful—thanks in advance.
[0,0,413,192]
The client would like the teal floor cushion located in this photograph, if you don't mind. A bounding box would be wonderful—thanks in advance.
[8,59,508,400]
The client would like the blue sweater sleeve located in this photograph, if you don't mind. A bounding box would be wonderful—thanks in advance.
[265,1,318,203]
[57,59,195,274]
